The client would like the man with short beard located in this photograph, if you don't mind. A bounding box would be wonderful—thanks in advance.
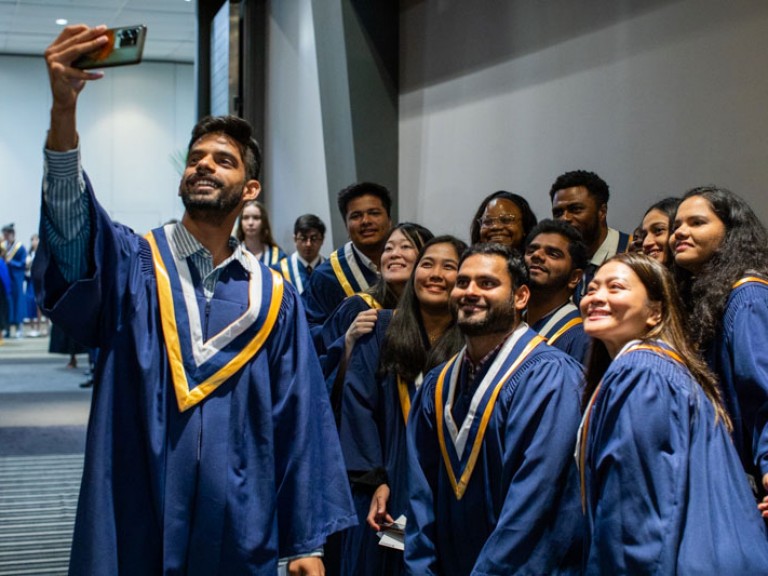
[524,219,591,363]
[405,243,584,575]
[35,25,355,575]
[549,170,632,305]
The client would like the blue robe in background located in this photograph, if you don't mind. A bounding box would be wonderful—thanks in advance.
[706,277,768,488]
[257,243,286,267]
[531,301,590,364]
[406,326,584,576]
[320,293,382,398]
[0,258,10,331]
[34,179,356,575]
[581,340,768,574]
[277,252,324,295]
[339,311,410,576]
[302,242,379,346]
[3,240,26,325]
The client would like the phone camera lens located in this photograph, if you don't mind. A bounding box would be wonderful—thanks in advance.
[118,29,138,48]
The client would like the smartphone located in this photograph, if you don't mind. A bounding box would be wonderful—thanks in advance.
[73,25,147,70]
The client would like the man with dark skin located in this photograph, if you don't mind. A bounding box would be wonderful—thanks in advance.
[524,219,590,363]
[549,170,631,304]
[38,24,354,576]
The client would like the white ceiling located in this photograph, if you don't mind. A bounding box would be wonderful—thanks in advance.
[0,0,196,62]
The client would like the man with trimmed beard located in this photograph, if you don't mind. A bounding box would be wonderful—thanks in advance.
[524,219,591,363]
[35,25,355,575]
[405,243,583,575]
[549,170,632,305]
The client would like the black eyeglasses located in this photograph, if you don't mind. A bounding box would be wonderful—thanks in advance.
[295,234,323,244]
[477,214,518,228]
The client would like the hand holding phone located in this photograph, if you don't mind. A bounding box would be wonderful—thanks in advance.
[73,25,147,69]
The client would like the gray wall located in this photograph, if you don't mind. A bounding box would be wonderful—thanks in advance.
[0,55,193,242]
[399,0,768,240]
[264,0,332,254]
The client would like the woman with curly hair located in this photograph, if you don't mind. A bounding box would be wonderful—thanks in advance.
[579,252,768,573]
[671,186,768,498]
[236,199,286,266]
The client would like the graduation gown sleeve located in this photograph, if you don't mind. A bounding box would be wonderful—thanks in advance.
[471,353,583,575]
[718,283,768,478]
[406,344,584,576]
[34,174,357,575]
[404,371,443,575]
[584,348,768,575]
[301,258,350,342]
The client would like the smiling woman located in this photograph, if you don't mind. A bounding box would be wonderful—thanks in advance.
[671,186,768,503]
[469,191,537,252]
[579,252,768,574]
[338,235,467,576]
[318,223,434,411]
[638,197,679,266]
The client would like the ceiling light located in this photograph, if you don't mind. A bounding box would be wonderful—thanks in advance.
[56,18,68,25]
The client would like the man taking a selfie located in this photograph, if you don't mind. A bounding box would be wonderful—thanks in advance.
[35,25,355,575]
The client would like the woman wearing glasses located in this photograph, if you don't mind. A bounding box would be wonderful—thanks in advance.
[469,190,538,253]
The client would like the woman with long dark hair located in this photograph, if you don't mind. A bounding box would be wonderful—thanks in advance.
[469,191,537,252]
[670,186,768,498]
[339,235,466,576]
[236,199,286,266]
[579,252,768,573]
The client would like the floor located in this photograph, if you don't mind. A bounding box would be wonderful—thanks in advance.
[0,334,91,576]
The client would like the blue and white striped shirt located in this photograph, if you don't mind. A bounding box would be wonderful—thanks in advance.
[42,147,246,299]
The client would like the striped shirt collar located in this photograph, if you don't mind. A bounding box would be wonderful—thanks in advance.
[169,222,255,274]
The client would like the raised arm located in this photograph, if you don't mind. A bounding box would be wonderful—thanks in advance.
[45,24,108,150]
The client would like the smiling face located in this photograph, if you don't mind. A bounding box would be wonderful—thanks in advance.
[524,232,580,293]
[345,194,392,251]
[380,228,419,289]
[179,133,259,223]
[671,196,726,274]
[478,198,525,249]
[641,209,671,264]
[580,260,661,357]
[414,242,461,311]
[451,253,528,337]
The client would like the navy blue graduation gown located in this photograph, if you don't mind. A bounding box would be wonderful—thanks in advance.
[276,252,324,295]
[339,310,410,575]
[706,279,768,485]
[302,243,379,346]
[319,294,379,390]
[4,240,27,324]
[406,327,584,576]
[531,303,590,364]
[581,341,768,574]
[257,243,286,267]
[34,180,356,575]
